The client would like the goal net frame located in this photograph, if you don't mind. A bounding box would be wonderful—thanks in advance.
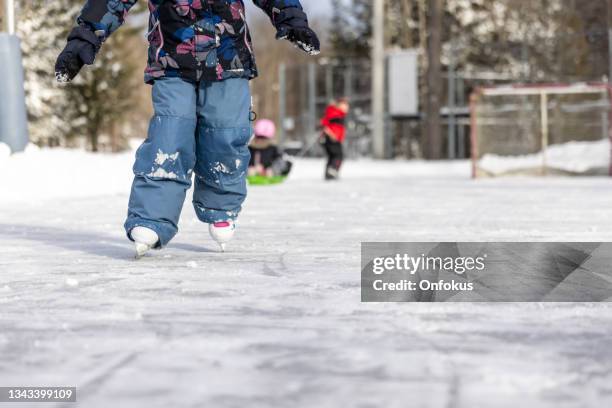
[470,83,612,178]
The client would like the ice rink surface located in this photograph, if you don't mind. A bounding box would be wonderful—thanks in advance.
[1,148,612,407]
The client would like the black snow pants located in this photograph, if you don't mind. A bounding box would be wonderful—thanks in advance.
[323,135,344,180]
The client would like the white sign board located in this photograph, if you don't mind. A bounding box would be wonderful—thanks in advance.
[387,49,419,117]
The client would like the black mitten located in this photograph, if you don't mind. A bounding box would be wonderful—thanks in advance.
[55,26,102,82]
[274,8,320,56]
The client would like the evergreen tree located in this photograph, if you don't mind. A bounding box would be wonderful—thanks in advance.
[329,0,371,57]
[329,0,608,82]
[19,0,147,151]
[19,0,78,147]
[64,14,146,152]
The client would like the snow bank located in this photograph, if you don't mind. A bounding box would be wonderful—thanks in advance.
[0,142,472,204]
[479,139,611,175]
[0,143,136,204]
[290,157,471,181]
[0,142,11,159]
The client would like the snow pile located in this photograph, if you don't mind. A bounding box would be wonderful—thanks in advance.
[0,143,11,160]
[290,157,471,181]
[479,139,611,175]
[0,142,472,204]
[0,143,136,204]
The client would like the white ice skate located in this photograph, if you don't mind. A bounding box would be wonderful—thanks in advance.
[131,226,159,259]
[209,221,235,252]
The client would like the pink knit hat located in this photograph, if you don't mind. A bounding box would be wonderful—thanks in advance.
[254,119,276,139]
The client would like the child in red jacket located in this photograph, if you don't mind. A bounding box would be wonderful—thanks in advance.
[321,98,349,180]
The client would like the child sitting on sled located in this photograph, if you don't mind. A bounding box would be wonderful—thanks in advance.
[248,119,292,183]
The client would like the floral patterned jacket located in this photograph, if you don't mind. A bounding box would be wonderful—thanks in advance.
[78,0,304,83]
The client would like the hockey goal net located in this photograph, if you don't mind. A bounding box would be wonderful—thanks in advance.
[470,83,612,178]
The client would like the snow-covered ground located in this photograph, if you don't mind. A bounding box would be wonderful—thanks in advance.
[1,144,612,407]
[479,139,611,176]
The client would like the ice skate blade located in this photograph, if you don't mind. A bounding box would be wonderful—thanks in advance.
[219,243,226,253]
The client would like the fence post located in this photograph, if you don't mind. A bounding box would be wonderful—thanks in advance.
[307,63,317,141]
[457,75,466,159]
[447,41,457,159]
[344,61,354,156]
[540,91,549,176]
[325,63,333,103]
[278,62,286,146]
[344,61,354,102]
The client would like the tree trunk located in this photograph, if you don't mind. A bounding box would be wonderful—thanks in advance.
[608,0,612,82]
[424,0,443,159]
[0,0,4,31]
[90,126,99,152]
[399,0,413,48]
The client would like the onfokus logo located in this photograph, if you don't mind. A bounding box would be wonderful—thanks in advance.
[372,253,487,275]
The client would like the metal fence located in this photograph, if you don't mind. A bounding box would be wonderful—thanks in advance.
[278,59,373,158]
[278,58,516,160]
[279,25,610,160]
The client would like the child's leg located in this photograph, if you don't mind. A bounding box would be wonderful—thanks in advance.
[324,137,334,170]
[324,137,343,179]
[124,77,198,247]
[335,142,344,170]
[192,78,251,223]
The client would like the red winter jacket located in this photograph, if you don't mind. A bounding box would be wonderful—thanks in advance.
[321,105,347,143]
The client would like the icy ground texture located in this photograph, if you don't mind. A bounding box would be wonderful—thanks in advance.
[1,146,612,407]
[479,138,611,175]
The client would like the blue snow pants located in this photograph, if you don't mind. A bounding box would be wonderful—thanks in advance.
[124,77,252,247]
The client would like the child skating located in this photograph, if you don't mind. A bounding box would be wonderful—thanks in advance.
[55,0,319,256]
[320,98,349,180]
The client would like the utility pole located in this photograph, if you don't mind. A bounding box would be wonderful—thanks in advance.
[608,0,612,177]
[372,0,386,159]
[608,0,612,83]
[278,63,286,147]
[4,0,14,34]
[424,0,443,159]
